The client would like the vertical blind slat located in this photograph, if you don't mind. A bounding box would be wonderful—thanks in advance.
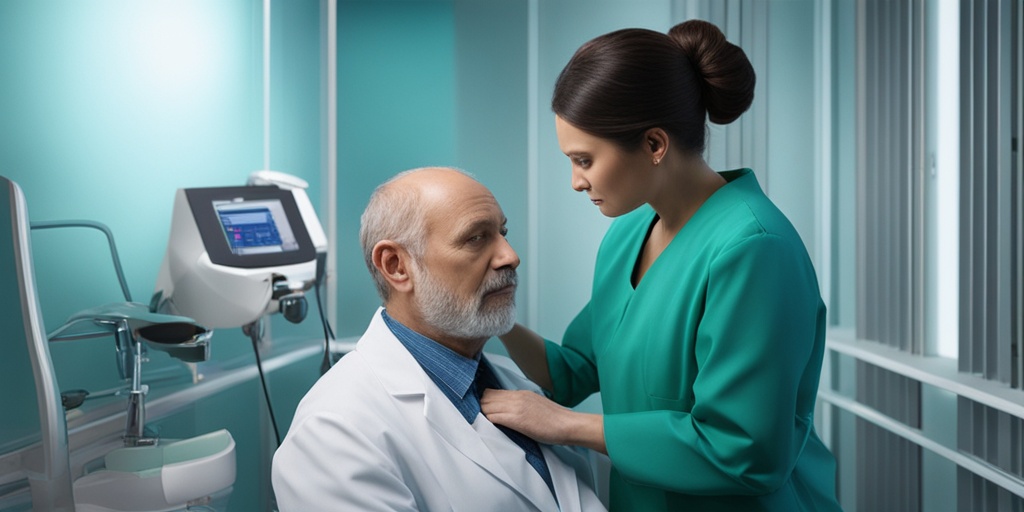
[1011,0,1019,391]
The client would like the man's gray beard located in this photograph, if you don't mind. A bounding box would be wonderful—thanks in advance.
[413,264,517,341]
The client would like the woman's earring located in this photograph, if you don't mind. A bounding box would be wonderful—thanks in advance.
[653,158,660,166]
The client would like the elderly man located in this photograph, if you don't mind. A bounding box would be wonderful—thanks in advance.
[272,167,607,511]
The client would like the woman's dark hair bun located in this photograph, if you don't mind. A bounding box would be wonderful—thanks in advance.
[669,20,755,125]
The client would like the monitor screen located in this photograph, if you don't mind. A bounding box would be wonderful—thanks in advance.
[214,199,299,255]
[185,186,316,269]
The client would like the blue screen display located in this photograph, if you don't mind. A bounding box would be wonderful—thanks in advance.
[219,207,283,250]
[214,199,299,256]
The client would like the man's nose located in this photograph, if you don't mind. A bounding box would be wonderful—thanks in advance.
[494,235,520,270]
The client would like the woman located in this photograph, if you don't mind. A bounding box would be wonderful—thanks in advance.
[480,20,842,511]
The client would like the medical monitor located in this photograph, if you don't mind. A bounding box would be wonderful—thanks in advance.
[185,186,315,269]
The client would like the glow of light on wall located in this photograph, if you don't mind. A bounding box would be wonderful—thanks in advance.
[127,2,224,99]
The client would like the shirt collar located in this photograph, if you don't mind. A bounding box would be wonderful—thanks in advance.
[381,310,480,421]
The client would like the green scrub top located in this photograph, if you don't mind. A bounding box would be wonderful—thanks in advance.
[546,169,842,511]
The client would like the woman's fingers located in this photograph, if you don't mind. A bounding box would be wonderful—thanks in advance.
[480,389,566,444]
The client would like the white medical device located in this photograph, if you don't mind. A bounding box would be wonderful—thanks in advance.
[151,172,327,329]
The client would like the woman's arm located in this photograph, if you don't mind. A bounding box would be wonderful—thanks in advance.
[499,323,553,391]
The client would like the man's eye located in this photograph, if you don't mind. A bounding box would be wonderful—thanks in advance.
[467,234,485,243]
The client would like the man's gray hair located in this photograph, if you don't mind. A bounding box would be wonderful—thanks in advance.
[359,167,476,302]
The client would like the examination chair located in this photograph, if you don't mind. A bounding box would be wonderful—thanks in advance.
[0,175,76,510]
[1,175,235,511]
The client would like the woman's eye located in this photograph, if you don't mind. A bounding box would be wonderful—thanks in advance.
[574,158,592,169]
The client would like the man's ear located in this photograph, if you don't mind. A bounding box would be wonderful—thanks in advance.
[644,127,670,161]
[372,240,414,293]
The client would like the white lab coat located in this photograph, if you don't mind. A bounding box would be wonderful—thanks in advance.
[272,308,609,512]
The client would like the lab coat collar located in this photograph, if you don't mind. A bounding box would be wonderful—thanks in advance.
[355,308,561,511]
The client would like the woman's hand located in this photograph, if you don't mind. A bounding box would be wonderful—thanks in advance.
[480,389,607,454]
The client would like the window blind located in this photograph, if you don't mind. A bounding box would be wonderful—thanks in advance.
[959,1,1023,509]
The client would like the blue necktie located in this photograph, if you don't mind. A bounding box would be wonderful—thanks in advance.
[474,359,558,500]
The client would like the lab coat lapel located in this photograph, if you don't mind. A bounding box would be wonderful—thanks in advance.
[544,445,592,511]
[357,309,551,511]
[488,358,582,511]
[472,414,561,511]
[422,387,555,511]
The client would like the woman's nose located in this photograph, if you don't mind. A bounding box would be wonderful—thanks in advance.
[571,168,589,192]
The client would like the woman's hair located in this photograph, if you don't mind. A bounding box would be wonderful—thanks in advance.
[551,19,755,154]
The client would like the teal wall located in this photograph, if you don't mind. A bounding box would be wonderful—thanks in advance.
[453,0,530,344]
[335,0,458,337]
[831,0,857,330]
[0,1,324,510]
[765,1,817,255]
[0,1,261,332]
[335,0,530,348]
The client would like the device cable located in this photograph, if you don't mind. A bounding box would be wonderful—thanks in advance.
[245,319,281,447]
[313,280,334,376]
